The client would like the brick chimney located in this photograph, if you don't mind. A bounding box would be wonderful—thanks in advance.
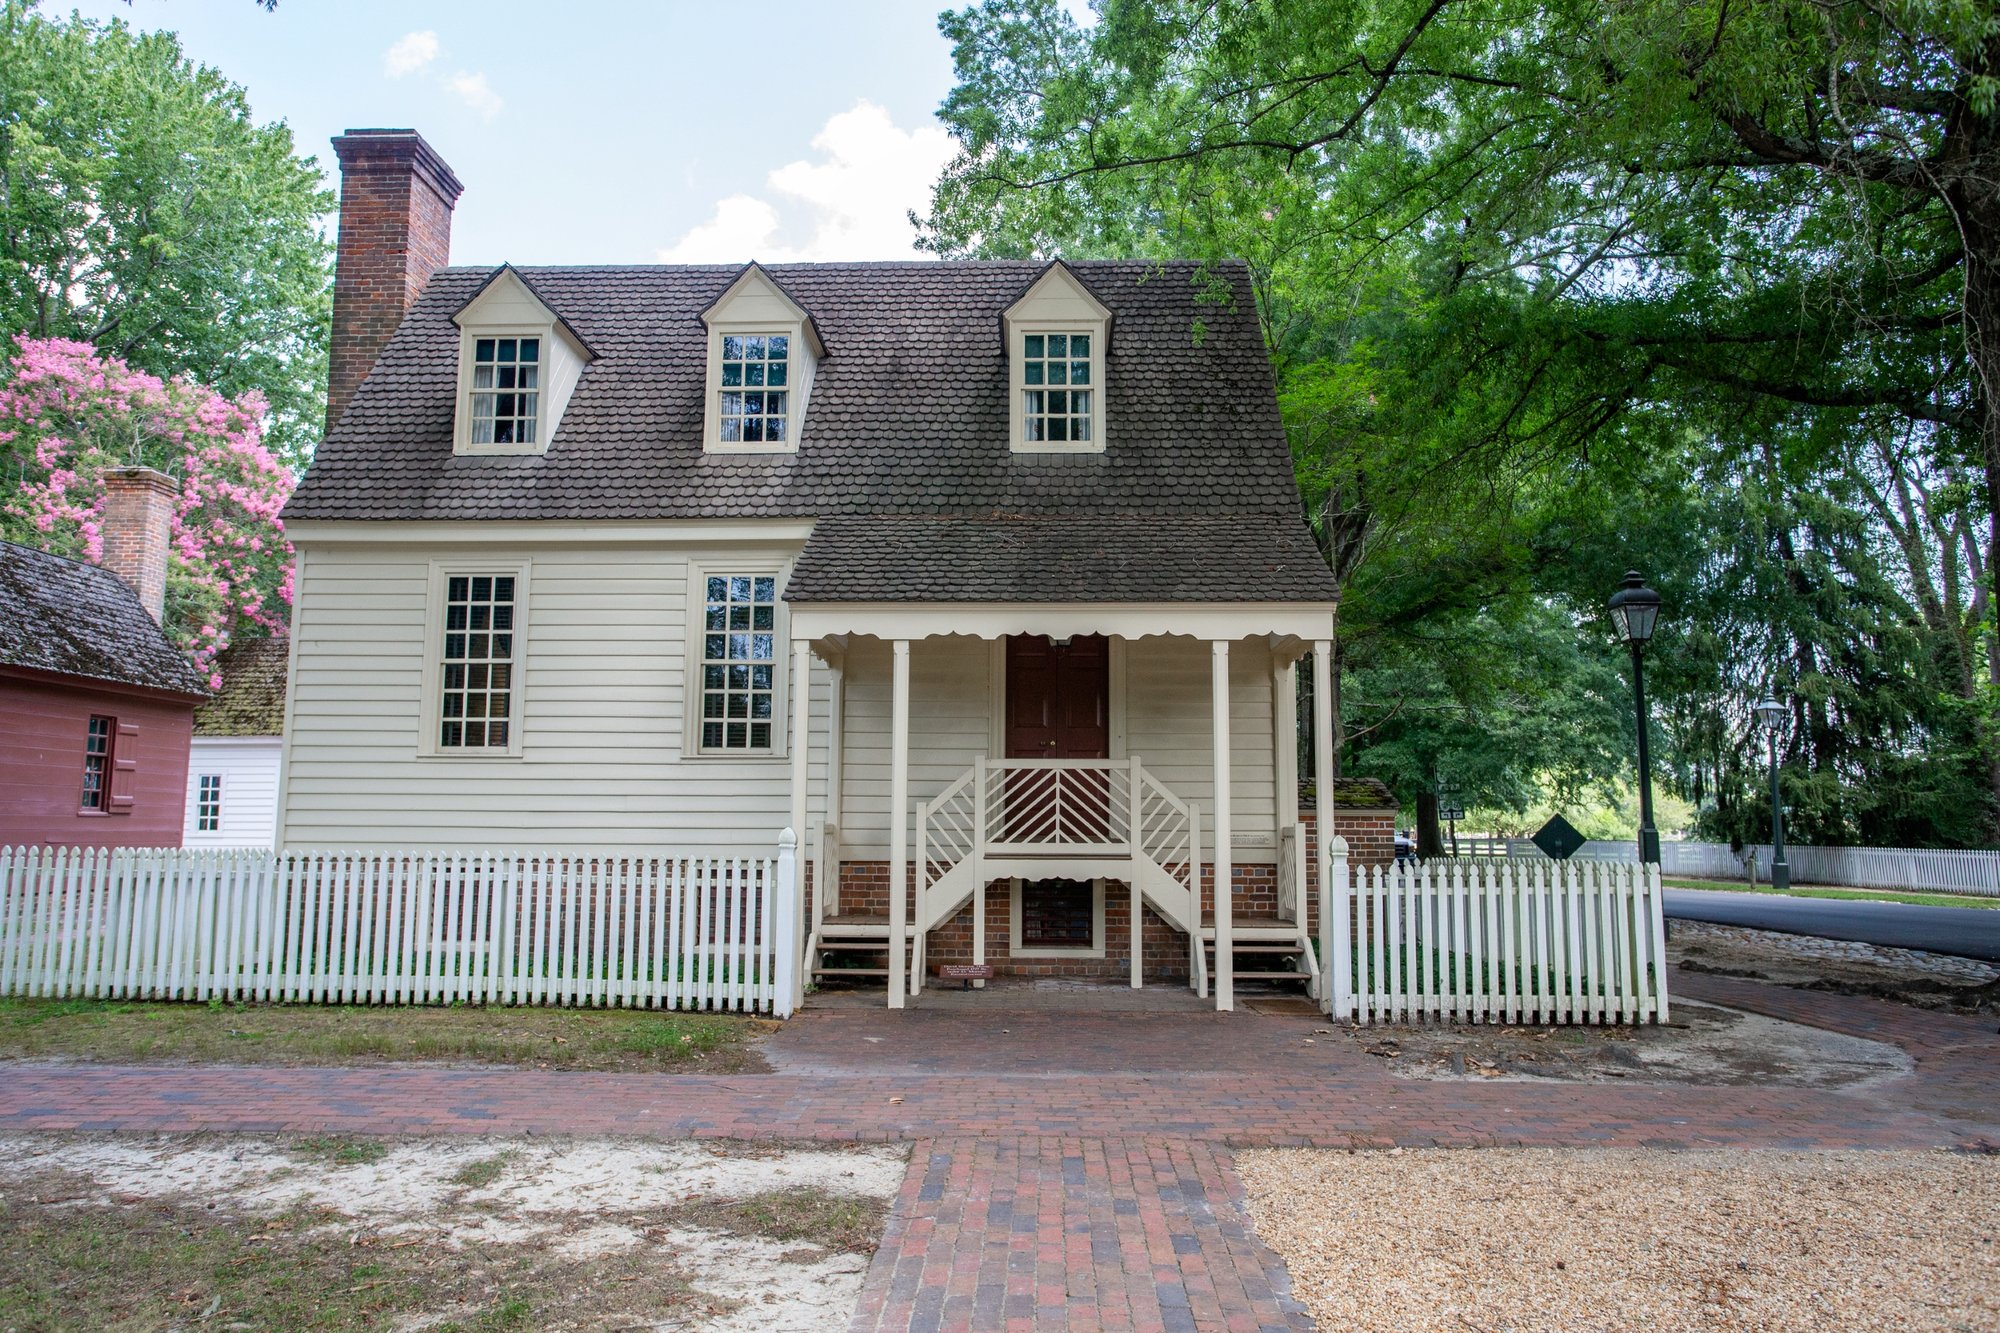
[100,467,178,624]
[327,128,464,434]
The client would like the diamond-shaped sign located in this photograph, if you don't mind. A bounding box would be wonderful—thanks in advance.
[1531,813,1587,861]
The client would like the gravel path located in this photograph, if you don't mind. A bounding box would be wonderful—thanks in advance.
[1238,1148,2000,1332]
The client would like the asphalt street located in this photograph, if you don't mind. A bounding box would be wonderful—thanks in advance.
[1664,887,2000,962]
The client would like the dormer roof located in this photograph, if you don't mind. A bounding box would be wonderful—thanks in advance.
[450,263,598,361]
[999,259,1114,350]
[698,261,827,357]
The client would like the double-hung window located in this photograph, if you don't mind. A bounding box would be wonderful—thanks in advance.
[80,715,112,811]
[196,774,222,831]
[469,337,540,446]
[438,573,517,750]
[718,335,789,445]
[698,574,778,753]
[1022,332,1092,444]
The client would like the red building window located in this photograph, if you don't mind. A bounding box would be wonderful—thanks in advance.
[80,716,113,811]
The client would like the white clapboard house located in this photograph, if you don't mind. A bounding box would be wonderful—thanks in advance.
[182,636,287,848]
[278,129,1349,1011]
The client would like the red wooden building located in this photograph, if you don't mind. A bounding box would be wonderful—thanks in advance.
[0,470,209,849]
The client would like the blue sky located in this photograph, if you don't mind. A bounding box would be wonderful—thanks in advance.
[64,0,1028,267]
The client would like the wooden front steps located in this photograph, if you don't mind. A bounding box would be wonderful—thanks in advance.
[810,913,895,985]
[1199,916,1318,988]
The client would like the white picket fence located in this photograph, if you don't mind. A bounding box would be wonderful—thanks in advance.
[0,836,801,1016]
[1323,854,1669,1025]
[1504,838,2000,897]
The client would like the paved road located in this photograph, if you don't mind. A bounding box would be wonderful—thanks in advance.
[1665,887,2000,962]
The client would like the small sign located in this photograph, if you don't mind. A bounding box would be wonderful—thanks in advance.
[1440,806,1466,822]
[1531,814,1587,861]
[937,962,994,991]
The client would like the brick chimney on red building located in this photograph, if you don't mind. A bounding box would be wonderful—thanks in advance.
[99,467,178,624]
[326,129,464,434]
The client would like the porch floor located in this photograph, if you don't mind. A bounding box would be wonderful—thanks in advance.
[808,976,1307,1013]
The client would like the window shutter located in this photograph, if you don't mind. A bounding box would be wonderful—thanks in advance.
[109,721,140,814]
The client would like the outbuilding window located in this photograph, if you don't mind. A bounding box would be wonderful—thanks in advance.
[699,574,778,753]
[80,715,112,812]
[196,774,222,831]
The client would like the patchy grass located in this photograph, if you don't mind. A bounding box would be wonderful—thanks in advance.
[0,1179,720,1332]
[666,1186,890,1256]
[291,1135,391,1168]
[0,998,772,1073]
[1665,877,2000,910]
[449,1151,519,1190]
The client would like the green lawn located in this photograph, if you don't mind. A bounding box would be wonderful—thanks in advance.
[1663,877,2000,911]
[0,997,772,1071]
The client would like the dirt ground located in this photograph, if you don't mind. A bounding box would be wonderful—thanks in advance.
[1241,1147,2000,1333]
[1670,919,2000,1013]
[1343,998,1911,1088]
[0,1133,905,1331]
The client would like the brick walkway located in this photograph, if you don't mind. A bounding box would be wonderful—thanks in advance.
[1,975,1993,1332]
[851,1137,1311,1333]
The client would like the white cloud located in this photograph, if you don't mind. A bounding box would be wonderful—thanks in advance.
[657,101,956,264]
[382,30,439,78]
[447,71,504,121]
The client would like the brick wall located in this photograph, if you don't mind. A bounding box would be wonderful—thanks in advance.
[327,130,463,433]
[98,468,176,625]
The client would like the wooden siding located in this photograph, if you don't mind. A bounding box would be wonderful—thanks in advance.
[0,674,194,848]
[183,737,282,849]
[281,541,829,853]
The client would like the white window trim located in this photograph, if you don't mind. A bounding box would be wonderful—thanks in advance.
[196,773,223,832]
[1010,321,1105,455]
[1008,877,1106,958]
[419,558,532,758]
[454,326,551,457]
[704,322,808,455]
[682,556,793,759]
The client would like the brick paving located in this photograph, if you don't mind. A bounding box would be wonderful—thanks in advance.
[851,1137,1311,1333]
[1,975,1993,1331]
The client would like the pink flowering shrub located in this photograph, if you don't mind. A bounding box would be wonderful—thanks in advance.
[0,336,294,689]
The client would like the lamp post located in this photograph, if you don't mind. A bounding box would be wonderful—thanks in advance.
[1607,571,1663,865]
[1755,696,1791,891]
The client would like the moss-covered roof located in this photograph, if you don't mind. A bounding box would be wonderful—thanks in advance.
[1301,776,1398,810]
[194,635,288,736]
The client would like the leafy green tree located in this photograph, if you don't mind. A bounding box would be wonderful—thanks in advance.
[923,0,2000,845]
[0,1,331,464]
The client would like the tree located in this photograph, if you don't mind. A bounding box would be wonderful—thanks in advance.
[0,1,332,464]
[0,335,294,686]
[923,0,2000,843]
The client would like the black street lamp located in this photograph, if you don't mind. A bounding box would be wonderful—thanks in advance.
[1755,696,1791,891]
[1607,571,1663,865]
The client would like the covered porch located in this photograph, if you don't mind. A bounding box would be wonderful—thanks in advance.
[781,602,1342,1012]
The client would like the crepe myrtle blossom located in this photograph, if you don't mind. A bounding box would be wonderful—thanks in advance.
[1,337,294,688]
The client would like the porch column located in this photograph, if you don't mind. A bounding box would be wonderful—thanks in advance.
[1274,655,1299,921]
[887,639,911,1009]
[1312,639,1336,1004]
[789,638,812,1012]
[1211,639,1234,1011]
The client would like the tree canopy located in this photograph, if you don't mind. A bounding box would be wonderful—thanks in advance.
[0,1,331,464]
[924,0,1999,847]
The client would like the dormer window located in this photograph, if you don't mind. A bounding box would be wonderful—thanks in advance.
[700,263,825,454]
[1002,261,1112,454]
[450,265,596,457]
[719,334,790,445]
[1022,332,1092,444]
[470,336,539,446]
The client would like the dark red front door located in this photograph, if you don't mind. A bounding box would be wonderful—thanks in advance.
[1002,636,1110,845]
[1005,635,1109,759]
